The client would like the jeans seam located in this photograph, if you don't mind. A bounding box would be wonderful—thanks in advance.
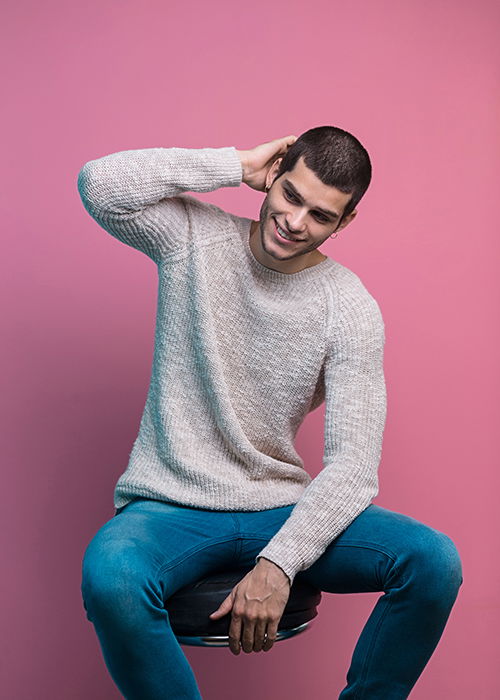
[356,591,395,700]
[155,536,240,577]
[234,536,409,589]
[230,512,243,558]
[333,540,409,587]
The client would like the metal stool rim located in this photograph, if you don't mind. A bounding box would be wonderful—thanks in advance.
[176,621,312,647]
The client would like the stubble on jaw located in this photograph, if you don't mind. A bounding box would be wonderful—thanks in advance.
[255,197,326,263]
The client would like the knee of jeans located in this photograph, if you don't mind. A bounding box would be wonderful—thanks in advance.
[406,528,463,601]
[81,537,155,623]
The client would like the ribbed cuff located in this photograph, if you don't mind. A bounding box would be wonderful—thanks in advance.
[208,146,243,189]
[255,552,297,587]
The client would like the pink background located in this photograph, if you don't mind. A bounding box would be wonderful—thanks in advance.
[2,0,499,697]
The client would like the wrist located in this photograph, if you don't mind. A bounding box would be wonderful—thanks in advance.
[256,557,291,586]
[235,149,250,184]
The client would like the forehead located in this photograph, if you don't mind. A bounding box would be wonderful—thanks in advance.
[281,156,352,214]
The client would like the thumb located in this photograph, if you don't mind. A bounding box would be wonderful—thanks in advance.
[209,592,233,619]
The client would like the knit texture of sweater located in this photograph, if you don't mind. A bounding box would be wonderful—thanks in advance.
[77,145,387,585]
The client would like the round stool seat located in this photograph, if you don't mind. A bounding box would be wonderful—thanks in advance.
[166,568,322,647]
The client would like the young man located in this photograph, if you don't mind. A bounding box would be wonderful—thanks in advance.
[78,127,463,699]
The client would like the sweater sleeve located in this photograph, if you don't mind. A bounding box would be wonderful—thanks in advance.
[76,146,243,263]
[255,283,387,586]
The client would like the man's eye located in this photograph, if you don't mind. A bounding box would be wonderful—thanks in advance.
[284,190,329,223]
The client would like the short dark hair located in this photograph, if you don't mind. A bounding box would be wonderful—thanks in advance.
[275,125,372,219]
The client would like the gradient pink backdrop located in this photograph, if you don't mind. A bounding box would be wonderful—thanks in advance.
[2,0,499,697]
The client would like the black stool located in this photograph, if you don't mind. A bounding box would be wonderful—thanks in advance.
[166,568,322,647]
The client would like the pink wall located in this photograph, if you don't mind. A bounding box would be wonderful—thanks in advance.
[2,0,498,697]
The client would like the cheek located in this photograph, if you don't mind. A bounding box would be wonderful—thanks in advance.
[262,202,276,226]
[265,193,282,212]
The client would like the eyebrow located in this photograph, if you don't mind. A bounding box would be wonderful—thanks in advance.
[282,179,340,219]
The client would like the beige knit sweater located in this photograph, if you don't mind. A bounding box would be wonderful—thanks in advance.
[77,145,387,585]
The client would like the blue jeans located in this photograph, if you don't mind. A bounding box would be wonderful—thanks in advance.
[81,498,463,699]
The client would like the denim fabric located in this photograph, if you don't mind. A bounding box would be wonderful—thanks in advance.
[81,498,463,699]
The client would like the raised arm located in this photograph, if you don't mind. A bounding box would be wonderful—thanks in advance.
[255,282,387,586]
[76,146,243,263]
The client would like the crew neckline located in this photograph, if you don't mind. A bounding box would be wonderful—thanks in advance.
[241,218,335,283]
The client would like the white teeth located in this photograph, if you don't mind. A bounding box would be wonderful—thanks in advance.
[276,221,300,241]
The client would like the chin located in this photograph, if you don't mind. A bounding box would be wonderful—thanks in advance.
[263,228,292,260]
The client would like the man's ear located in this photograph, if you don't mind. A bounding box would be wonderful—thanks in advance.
[337,209,357,232]
[266,157,283,191]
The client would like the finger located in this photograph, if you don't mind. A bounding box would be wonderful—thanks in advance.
[262,620,279,652]
[253,619,268,653]
[275,134,297,145]
[241,619,256,654]
[266,135,297,159]
[228,613,242,656]
[276,135,298,157]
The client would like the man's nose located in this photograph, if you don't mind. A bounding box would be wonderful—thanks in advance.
[286,209,308,232]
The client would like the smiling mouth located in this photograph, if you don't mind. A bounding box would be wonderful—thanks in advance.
[273,218,305,242]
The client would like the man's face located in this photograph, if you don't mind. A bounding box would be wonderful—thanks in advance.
[255,155,357,268]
